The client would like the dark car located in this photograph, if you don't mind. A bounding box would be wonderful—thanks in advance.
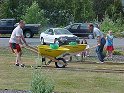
[64,23,99,39]
[0,19,40,38]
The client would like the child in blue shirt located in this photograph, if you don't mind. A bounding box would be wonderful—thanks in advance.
[106,30,114,58]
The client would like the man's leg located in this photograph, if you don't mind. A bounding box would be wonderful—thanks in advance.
[16,44,25,67]
[9,43,19,65]
[13,49,20,66]
[100,45,105,60]
[96,46,104,62]
[100,38,106,60]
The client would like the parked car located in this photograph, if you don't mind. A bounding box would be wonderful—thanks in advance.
[0,18,41,38]
[64,23,99,39]
[40,28,80,45]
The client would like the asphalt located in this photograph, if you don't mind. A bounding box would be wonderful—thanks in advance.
[0,37,124,47]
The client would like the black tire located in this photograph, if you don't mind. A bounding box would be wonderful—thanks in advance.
[55,58,67,68]
[40,37,46,45]
[24,31,33,38]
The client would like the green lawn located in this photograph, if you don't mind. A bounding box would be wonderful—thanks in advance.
[0,47,124,93]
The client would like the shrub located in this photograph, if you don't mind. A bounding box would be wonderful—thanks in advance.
[100,13,124,37]
[100,15,117,33]
[30,70,54,93]
[21,1,47,25]
[113,50,124,56]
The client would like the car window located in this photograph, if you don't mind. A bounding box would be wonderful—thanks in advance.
[80,24,88,29]
[44,29,49,34]
[71,24,79,29]
[54,29,72,35]
[47,29,54,35]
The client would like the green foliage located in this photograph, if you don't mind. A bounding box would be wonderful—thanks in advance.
[100,11,124,37]
[92,0,114,21]
[36,0,95,26]
[106,0,123,22]
[30,70,54,93]
[113,50,124,56]
[100,15,116,33]
[21,1,47,25]
[0,0,124,27]
[16,0,32,21]
[0,0,9,18]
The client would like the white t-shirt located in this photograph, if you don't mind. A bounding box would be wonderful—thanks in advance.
[9,25,23,43]
[93,27,104,39]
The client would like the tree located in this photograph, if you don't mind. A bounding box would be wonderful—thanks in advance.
[21,1,47,25]
[36,0,95,26]
[0,0,9,18]
[106,0,123,21]
[92,0,114,21]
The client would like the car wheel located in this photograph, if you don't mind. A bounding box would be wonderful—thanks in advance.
[88,34,94,39]
[24,31,32,38]
[41,38,45,45]
[55,58,67,68]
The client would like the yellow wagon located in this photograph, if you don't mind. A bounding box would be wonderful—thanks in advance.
[37,45,69,68]
[26,44,86,68]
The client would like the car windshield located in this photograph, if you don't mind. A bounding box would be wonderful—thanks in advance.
[54,29,73,35]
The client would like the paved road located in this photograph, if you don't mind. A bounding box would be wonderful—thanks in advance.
[0,37,124,47]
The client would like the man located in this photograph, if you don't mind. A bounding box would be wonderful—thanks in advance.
[9,20,28,67]
[88,24,106,63]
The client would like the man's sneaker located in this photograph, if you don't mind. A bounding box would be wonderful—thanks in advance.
[100,61,104,64]
[20,64,25,67]
[15,63,19,66]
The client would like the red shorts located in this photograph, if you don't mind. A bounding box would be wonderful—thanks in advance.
[106,46,114,51]
[9,43,21,53]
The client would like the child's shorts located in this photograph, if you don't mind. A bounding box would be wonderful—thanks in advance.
[106,46,114,51]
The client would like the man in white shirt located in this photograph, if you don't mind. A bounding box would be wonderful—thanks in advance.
[88,24,106,63]
[9,20,28,67]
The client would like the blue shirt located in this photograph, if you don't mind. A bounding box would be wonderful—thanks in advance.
[106,34,113,46]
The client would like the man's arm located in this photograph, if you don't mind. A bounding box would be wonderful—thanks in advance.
[21,35,28,46]
[97,36,101,46]
[94,28,101,46]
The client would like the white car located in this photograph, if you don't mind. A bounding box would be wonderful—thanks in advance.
[40,28,80,45]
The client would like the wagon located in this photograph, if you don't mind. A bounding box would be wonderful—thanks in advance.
[26,44,86,68]
[37,45,69,68]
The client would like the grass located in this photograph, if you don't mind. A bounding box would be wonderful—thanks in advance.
[0,47,124,93]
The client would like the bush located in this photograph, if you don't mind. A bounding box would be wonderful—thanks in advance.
[21,1,47,25]
[30,70,54,93]
[100,14,124,37]
[100,15,117,33]
[113,50,124,56]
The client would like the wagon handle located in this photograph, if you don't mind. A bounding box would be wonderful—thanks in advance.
[24,45,38,54]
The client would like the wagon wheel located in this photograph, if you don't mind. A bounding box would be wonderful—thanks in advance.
[63,53,72,62]
[55,58,67,68]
